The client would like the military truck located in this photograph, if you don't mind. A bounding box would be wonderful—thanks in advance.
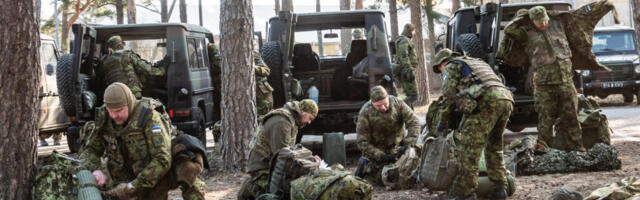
[57,23,217,152]
[578,26,640,104]
[39,35,70,136]
[261,11,395,136]
[443,2,575,132]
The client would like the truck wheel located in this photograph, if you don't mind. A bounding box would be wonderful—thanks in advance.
[457,33,485,60]
[66,125,81,153]
[623,93,633,103]
[57,54,77,116]
[196,109,207,147]
[261,41,286,106]
[637,90,640,105]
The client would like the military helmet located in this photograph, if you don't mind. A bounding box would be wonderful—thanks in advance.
[370,85,388,102]
[299,99,319,117]
[529,6,549,23]
[352,29,363,39]
[432,48,456,74]
[106,35,124,50]
[515,9,529,18]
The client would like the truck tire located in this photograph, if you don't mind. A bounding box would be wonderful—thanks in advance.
[261,41,286,106]
[195,109,207,147]
[57,54,77,116]
[623,93,633,103]
[457,33,485,60]
[67,125,81,153]
[636,90,640,105]
[508,126,526,133]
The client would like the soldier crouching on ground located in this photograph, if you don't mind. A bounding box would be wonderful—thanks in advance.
[355,86,419,185]
[432,49,514,200]
[80,82,205,199]
[238,99,319,200]
[95,35,166,98]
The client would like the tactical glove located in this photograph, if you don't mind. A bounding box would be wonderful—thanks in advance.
[104,182,135,199]
[396,144,410,157]
[381,154,397,163]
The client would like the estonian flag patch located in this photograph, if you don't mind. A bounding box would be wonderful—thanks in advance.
[152,125,162,134]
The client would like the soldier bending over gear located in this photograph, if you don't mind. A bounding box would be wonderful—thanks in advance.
[238,99,319,200]
[355,86,419,185]
[80,82,205,199]
[432,48,514,200]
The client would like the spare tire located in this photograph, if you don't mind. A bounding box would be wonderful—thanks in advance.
[457,33,485,60]
[261,41,286,106]
[56,54,77,117]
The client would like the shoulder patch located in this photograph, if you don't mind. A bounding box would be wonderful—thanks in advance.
[151,125,162,134]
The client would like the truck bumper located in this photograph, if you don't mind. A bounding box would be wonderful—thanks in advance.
[582,80,640,95]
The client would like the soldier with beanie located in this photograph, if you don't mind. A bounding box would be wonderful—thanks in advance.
[355,85,419,185]
[393,23,419,107]
[238,99,319,199]
[80,82,205,199]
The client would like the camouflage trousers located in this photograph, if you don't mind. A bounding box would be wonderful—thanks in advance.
[449,98,513,197]
[39,132,63,140]
[535,84,584,151]
[398,78,417,108]
[257,91,274,116]
[361,159,388,186]
[238,169,270,200]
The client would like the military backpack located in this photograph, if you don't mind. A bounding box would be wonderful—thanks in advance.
[268,144,319,199]
[290,169,373,200]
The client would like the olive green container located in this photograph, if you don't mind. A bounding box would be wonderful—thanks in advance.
[322,132,347,166]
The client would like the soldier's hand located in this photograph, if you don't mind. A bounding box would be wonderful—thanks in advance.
[92,170,106,187]
[381,154,397,163]
[105,183,135,199]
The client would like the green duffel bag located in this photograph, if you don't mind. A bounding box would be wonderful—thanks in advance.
[478,150,517,197]
[290,169,373,200]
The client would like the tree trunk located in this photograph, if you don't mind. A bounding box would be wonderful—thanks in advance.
[410,0,429,105]
[161,0,168,22]
[389,0,399,40]
[220,0,257,172]
[632,0,640,51]
[426,0,441,92]
[282,0,293,12]
[180,0,187,23]
[340,0,351,55]
[61,9,69,53]
[274,0,280,14]
[127,0,136,24]
[116,0,124,24]
[356,0,363,10]
[452,0,461,14]
[0,0,40,199]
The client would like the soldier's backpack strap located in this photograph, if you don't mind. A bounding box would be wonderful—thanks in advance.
[137,106,152,129]
[448,59,482,84]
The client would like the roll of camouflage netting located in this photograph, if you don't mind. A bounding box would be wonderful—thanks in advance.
[76,170,102,200]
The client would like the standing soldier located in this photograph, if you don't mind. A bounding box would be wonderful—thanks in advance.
[96,35,166,98]
[80,83,205,199]
[355,86,419,185]
[432,49,513,200]
[394,24,418,107]
[254,38,274,116]
[238,99,319,199]
[208,42,223,142]
[503,6,586,152]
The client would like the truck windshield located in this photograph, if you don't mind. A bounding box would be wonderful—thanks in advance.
[592,31,637,55]
[294,28,365,57]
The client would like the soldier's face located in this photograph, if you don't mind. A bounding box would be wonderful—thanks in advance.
[107,106,129,125]
[533,20,549,31]
[300,112,316,128]
[439,61,447,73]
[372,97,389,113]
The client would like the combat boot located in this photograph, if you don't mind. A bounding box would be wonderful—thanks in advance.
[487,187,508,200]
[40,139,49,146]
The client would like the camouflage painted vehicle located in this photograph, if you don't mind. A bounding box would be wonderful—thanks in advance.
[578,26,640,104]
[57,23,218,152]
[262,10,395,137]
[443,2,574,132]
[39,35,70,136]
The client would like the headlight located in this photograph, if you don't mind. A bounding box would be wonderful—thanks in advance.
[634,65,640,74]
[582,70,591,77]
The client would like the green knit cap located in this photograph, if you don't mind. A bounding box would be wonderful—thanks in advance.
[299,99,318,117]
[529,6,549,23]
[370,86,388,102]
[103,82,136,114]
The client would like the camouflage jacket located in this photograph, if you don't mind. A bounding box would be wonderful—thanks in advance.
[356,95,419,163]
[97,50,166,98]
[247,101,303,172]
[254,51,274,96]
[208,43,222,90]
[499,0,616,72]
[438,58,513,124]
[394,35,418,80]
[80,98,172,189]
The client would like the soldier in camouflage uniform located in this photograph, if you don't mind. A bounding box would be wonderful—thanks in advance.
[394,24,418,107]
[254,38,274,116]
[432,48,514,200]
[503,6,586,152]
[355,86,419,185]
[96,35,166,98]
[80,83,205,199]
[207,43,223,142]
[238,99,319,200]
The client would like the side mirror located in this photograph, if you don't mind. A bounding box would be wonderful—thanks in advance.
[46,64,55,75]
[324,33,339,38]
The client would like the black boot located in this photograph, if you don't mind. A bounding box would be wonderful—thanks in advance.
[487,187,508,200]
